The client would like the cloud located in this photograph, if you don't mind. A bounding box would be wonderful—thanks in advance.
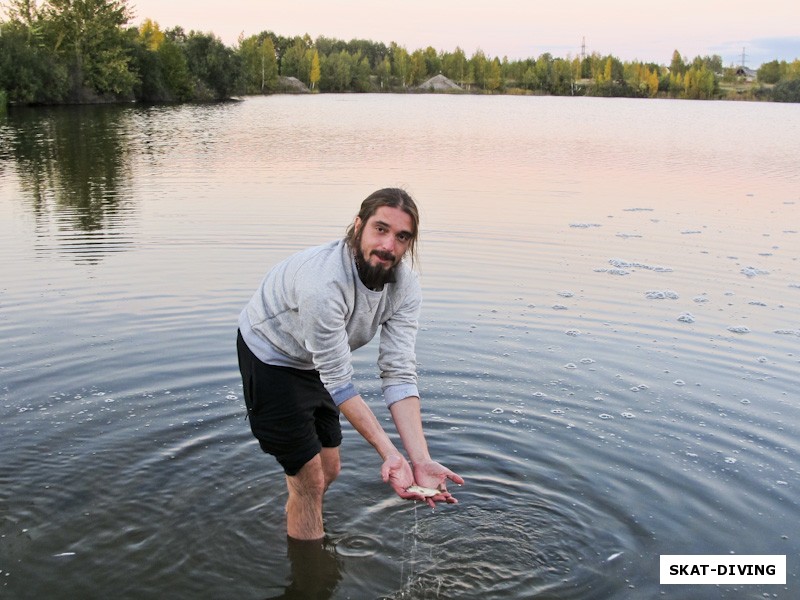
[713,36,800,68]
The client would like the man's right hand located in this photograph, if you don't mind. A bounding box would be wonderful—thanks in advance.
[380,453,418,499]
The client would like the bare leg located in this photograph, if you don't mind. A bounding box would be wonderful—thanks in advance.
[285,449,340,540]
[320,446,341,491]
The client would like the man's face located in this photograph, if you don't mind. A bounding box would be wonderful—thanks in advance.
[353,206,414,287]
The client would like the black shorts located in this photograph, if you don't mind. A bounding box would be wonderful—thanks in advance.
[237,330,342,476]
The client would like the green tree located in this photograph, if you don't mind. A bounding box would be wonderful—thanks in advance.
[157,36,192,100]
[410,49,427,85]
[237,34,277,93]
[533,53,553,91]
[423,46,441,75]
[376,55,391,90]
[282,36,309,79]
[669,50,686,75]
[470,49,488,88]
[41,0,137,99]
[772,78,800,102]
[521,65,536,90]
[184,31,240,99]
[0,19,69,103]
[353,53,372,91]
[442,47,467,86]
[321,49,351,92]
[391,43,410,88]
[485,57,502,91]
[757,60,782,84]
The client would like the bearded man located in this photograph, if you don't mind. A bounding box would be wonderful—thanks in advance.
[237,188,463,540]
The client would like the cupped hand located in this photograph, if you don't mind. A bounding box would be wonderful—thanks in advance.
[380,453,417,499]
[409,459,465,507]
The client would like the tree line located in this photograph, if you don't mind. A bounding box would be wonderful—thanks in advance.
[2,0,799,109]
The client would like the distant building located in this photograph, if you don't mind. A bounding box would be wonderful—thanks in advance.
[735,66,757,82]
[417,74,462,92]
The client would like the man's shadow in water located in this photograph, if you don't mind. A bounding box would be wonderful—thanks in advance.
[265,537,342,600]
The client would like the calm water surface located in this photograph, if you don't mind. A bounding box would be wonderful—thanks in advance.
[1,95,799,599]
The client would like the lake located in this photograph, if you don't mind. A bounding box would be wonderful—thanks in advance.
[1,93,798,599]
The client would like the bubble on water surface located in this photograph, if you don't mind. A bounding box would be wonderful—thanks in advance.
[609,258,673,273]
[756,356,768,363]
[557,291,575,298]
[740,399,751,405]
[564,363,577,369]
[551,409,565,415]
[693,295,710,303]
[681,230,702,234]
[621,412,635,419]
[677,312,695,323]
[598,267,631,275]
[570,223,602,228]
[616,233,643,238]
[727,326,751,334]
[623,207,654,212]
[552,304,568,310]
[748,300,767,307]
[645,290,679,300]
[774,329,800,337]
[741,266,769,278]
[724,457,737,464]
[580,358,595,364]
[565,329,581,337]
[491,408,504,414]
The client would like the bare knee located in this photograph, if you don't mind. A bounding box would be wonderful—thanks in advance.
[285,456,327,540]
[320,448,341,489]
[288,456,327,499]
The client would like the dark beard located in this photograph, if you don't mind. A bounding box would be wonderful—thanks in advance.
[354,249,398,291]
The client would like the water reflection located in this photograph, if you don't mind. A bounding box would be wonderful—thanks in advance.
[1,105,136,262]
[264,537,341,600]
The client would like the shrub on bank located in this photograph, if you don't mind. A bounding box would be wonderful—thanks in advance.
[772,79,800,103]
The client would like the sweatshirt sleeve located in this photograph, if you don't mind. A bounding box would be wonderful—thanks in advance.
[378,277,421,407]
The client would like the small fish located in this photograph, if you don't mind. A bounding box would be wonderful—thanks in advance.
[406,485,443,498]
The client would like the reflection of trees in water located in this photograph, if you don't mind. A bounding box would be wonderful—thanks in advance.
[3,105,136,262]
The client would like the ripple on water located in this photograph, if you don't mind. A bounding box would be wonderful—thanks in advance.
[382,495,626,599]
[334,533,382,558]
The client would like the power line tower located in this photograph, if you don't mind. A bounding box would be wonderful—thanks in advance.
[581,37,586,62]
[740,47,747,68]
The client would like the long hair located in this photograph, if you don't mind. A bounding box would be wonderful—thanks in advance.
[345,188,420,267]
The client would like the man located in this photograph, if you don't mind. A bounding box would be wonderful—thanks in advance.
[237,188,463,540]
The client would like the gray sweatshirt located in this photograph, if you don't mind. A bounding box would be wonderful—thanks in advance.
[238,239,421,407]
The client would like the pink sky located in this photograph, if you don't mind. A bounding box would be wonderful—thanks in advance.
[127,0,797,66]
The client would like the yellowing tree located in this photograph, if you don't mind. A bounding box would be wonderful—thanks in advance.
[139,18,164,51]
[261,37,278,92]
[646,69,659,97]
[309,49,320,90]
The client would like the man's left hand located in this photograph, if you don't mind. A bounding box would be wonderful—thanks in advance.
[410,459,464,507]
